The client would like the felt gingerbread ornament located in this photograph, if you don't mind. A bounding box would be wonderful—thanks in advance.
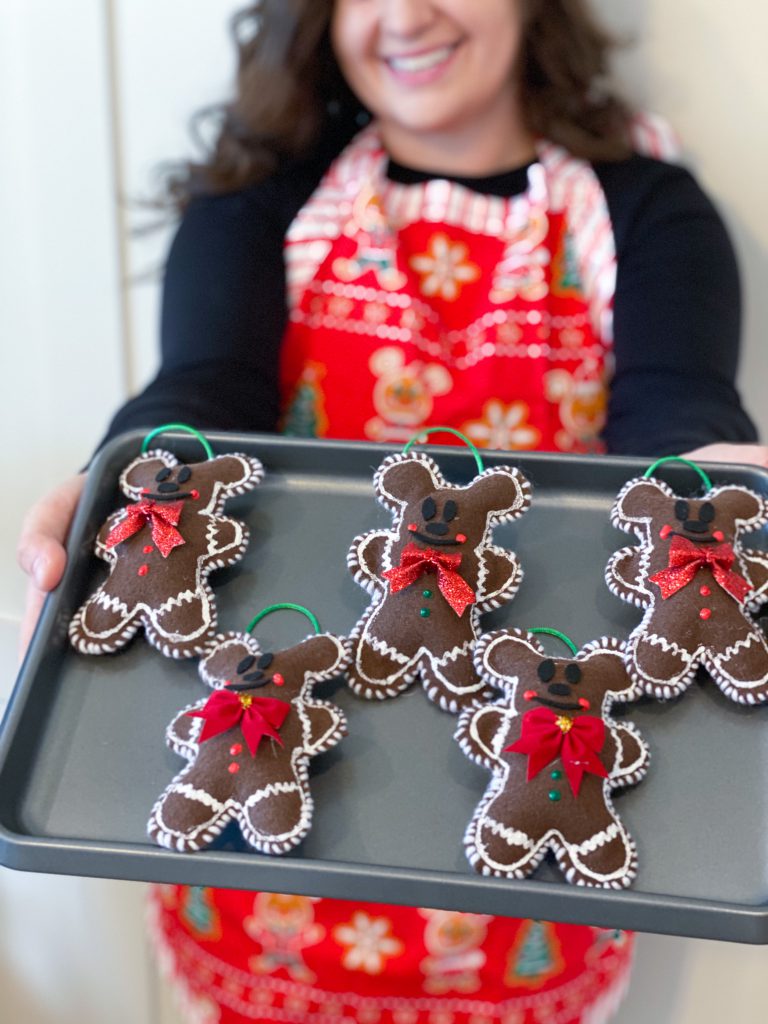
[148,604,349,854]
[70,425,264,659]
[460,628,649,889]
[346,430,532,712]
[606,457,768,703]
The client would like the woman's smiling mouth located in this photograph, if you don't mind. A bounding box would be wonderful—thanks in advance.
[384,42,460,82]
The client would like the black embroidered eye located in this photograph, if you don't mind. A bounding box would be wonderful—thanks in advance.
[422,497,436,520]
[699,502,715,524]
[537,659,556,683]
[565,663,582,685]
[155,467,172,482]
[237,654,256,674]
[156,481,179,493]
[674,500,689,522]
[443,500,457,522]
[177,466,192,484]
[258,652,274,670]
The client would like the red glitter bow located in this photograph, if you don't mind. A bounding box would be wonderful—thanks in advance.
[188,690,290,756]
[649,534,750,602]
[105,499,185,558]
[382,542,475,616]
[506,706,608,797]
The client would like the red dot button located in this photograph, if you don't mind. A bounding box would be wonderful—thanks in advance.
[699,608,712,621]
[228,763,240,774]
[143,545,154,554]
[138,564,149,577]
[700,585,711,596]
[229,743,242,756]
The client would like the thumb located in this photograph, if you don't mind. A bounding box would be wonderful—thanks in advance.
[17,474,86,590]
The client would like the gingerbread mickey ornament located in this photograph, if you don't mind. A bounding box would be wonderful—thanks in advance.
[606,457,768,703]
[459,628,649,888]
[346,430,532,712]
[148,604,349,854]
[70,425,264,659]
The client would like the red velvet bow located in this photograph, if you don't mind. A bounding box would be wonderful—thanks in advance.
[105,499,185,558]
[382,542,475,616]
[649,534,750,602]
[506,706,608,797]
[188,690,290,756]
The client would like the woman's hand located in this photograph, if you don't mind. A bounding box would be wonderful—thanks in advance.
[16,473,86,659]
[683,443,768,469]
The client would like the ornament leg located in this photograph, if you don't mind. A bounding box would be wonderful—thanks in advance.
[346,634,414,700]
[241,781,306,853]
[628,628,694,698]
[555,812,637,889]
[148,593,212,657]
[422,647,493,712]
[148,777,234,852]
[69,589,139,654]
[708,623,768,704]
[466,794,547,879]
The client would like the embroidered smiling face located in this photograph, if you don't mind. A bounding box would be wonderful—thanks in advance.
[226,649,283,691]
[140,462,199,502]
[121,452,261,509]
[522,657,593,714]
[475,630,635,720]
[375,454,529,557]
[612,480,767,561]
[659,498,726,545]
[406,493,468,548]
[610,478,768,604]
[201,637,292,698]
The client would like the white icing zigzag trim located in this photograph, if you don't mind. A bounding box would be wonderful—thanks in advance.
[347,451,531,710]
[610,476,768,701]
[72,450,264,658]
[461,629,646,887]
[149,631,348,853]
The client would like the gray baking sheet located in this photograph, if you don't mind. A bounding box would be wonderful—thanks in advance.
[1,432,767,943]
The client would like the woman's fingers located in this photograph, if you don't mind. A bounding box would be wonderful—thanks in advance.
[682,443,768,469]
[17,474,86,590]
[17,474,86,661]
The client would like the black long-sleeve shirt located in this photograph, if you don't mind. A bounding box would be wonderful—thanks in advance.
[102,134,757,456]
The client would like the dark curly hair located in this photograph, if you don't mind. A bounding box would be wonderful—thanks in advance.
[171,0,632,206]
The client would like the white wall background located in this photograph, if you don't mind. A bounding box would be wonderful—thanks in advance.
[1,2,767,1022]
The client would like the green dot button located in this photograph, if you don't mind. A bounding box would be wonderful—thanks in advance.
[420,608,431,618]
[550,770,563,780]
[548,790,561,802]
[422,589,433,598]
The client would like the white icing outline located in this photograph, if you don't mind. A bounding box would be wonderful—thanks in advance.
[346,451,531,712]
[148,632,348,854]
[606,476,768,703]
[454,630,648,888]
[70,451,264,659]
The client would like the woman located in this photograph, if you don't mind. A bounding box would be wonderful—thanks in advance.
[18,2,760,1022]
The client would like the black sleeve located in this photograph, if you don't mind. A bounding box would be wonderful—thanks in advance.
[97,116,363,453]
[597,156,757,456]
[98,181,290,445]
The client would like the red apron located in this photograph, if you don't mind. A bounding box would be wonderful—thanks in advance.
[153,127,632,1024]
[151,886,632,1024]
[279,127,615,452]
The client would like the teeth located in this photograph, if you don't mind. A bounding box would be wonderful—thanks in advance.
[388,45,454,74]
